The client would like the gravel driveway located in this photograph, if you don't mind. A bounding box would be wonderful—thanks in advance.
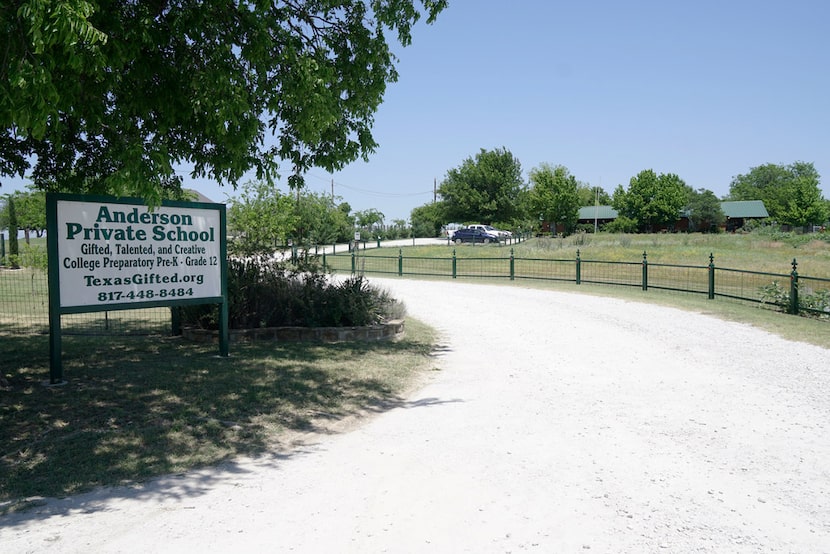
[2,279,829,553]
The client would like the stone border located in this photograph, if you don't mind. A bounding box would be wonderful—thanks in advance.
[182,319,405,344]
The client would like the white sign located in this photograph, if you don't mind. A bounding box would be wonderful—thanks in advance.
[56,199,222,308]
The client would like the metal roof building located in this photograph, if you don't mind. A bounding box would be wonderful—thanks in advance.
[719,200,769,219]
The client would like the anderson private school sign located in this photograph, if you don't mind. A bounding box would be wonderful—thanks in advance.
[46,193,229,383]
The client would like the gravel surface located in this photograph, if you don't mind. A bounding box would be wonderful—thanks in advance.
[2,278,829,553]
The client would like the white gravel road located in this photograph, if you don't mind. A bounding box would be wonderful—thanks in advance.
[2,278,829,553]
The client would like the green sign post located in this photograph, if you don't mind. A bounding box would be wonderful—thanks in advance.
[46,193,229,384]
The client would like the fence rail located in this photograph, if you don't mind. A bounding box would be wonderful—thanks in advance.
[3,248,828,336]
[325,248,830,320]
[1,268,173,335]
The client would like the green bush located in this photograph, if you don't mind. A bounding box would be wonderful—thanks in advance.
[181,256,405,330]
[603,216,638,234]
[759,280,830,318]
[20,244,48,270]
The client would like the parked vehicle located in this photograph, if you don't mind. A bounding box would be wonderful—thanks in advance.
[467,224,512,238]
[451,227,500,244]
[442,223,464,239]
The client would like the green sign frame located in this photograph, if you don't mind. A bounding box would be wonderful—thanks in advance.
[46,193,229,384]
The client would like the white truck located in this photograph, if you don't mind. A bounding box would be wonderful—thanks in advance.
[466,224,512,238]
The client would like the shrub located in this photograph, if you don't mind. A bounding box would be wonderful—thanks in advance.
[759,280,789,309]
[20,244,47,270]
[759,280,830,318]
[603,216,638,234]
[180,256,405,330]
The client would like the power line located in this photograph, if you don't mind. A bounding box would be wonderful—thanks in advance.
[306,172,433,198]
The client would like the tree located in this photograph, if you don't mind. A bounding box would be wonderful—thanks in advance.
[612,170,688,232]
[354,208,385,237]
[527,164,580,234]
[410,202,444,237]
[1,1,447,204]
[576,183,611,207]
[438,148,526,224]
[226,181,298,256]
[728,162,826,227]
[686,188,725,232]
[10,189,46,243]
[295,192,354,245]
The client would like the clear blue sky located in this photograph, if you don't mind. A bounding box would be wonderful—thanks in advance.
[5,1,829,222]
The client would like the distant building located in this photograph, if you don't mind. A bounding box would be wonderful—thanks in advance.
[577,206,619,229]
[719,201,769,231]
[568,201,769,232]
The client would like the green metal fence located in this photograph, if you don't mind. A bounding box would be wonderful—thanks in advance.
[3,248,828,336]
[324,248,830,319]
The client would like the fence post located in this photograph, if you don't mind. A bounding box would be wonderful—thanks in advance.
[452,249,457,279]
[398,248,403,276]
[642,251,648,291]
[576,249,581,285]
[510,248,515,280]
[322,251,327,271]
[708,253,715,300]
[789,258,799,315]
[170,306,182,336]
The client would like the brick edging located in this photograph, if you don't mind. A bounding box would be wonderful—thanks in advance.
[182,319,405,344]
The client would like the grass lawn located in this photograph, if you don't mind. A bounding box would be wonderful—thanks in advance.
[0,320,438,509]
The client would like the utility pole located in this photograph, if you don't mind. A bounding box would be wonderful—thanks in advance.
[433,177,437,203]
[331,178,335,199]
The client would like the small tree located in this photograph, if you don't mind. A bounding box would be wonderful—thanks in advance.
[613,170,688,232]
[686,188,725,232]
[528,164,580,235]
[11,189,47,243]
[226,181,298,256]
[355,208,385,238]
[410,202,444,238]
[295,192,354,245]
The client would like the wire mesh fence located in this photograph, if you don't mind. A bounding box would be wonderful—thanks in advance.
[1,267,172,335]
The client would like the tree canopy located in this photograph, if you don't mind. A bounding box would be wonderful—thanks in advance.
[612,169,688,232]
[1,0,446,203]
[226,180,355,255]
[686,188,724,232]
[437,147,526,225]
[527,163,580,234]
[728,162,826,227]
[576,182,611,207]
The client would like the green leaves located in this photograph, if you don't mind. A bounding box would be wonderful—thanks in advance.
[1,1,446,202]
[438,147,526,224]
[729,162,826,227]
[528,163,580,233]
[613,169,689,232]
